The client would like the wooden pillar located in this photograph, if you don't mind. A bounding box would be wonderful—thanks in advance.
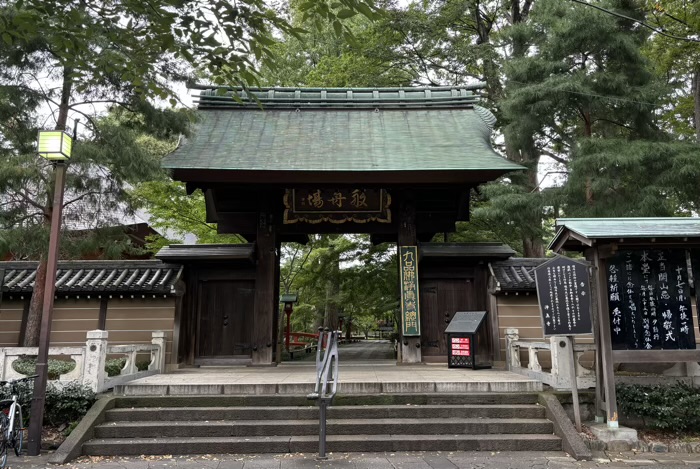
[172,279,186,369]
[398,196,421,364]
[98,297,108,330]
[253,211,277,365]
[592,248,619,427]
[273,239,282,363]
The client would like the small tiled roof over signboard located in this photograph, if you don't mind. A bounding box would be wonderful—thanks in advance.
[488,258,547,293]
[550,217,700,252]
[0,260,181,297]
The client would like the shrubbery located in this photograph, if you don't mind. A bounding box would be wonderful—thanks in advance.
[104,357,150,377]
[13,355,150,378]
[0,380,96,427]
[617,382,700,432]
[12,357,76,379]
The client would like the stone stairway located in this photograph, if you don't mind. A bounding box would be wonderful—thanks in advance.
[80,393,562,456]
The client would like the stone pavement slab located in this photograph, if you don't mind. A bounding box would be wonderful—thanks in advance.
[5,451,700,469]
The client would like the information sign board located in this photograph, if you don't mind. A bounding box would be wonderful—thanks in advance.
[534,256,593,337]
[605,249,696,350]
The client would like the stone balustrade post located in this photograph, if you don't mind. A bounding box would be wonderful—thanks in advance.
[505,328,520,371]
[528,347,542,372]
[551,336,573,389]
[0,348,6,381]
[83,330,108,393]
[151,331,166,371]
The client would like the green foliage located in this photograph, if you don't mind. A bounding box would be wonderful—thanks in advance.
[104,357,151,377]
[130,180,244,250]
[261,0,413,88]
[617,382,700,432]
[44,381,97,427]
[280,235,397,335]
[0,380,96,427]
[12,357,76,380]
[564,138,700,216]
[1,0,380,96]
[642,0,700,140]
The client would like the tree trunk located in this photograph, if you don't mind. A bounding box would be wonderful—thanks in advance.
[506,1,546,259]
[23,67,72,347]
[22,256,46,346]
[693,66,700,143]
[523,236,545,258]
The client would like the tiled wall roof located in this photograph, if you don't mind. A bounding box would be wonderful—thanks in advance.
[489,258,547,292]
[0,260,181,297]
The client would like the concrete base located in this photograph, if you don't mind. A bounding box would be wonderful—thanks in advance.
[113,362,543,396]
[588,422,639,452]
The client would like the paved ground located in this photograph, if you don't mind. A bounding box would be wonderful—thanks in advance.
[333,340,394,361]
[290,340,394,362]
[118,341,540,395]
[5,451,700,468]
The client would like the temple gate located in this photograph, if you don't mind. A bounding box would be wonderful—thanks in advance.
[161,86,523,365]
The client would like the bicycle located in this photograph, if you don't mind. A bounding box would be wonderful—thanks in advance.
[0,375,37,469]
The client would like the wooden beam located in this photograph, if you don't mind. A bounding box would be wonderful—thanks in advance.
[217,212,259,234]
[592,248,619,428]
[488,291,501,362]
[204,189,218,223]
[17,299,30,346]
[586,248,605,421]
[173,168,514,185]
[98,297,108,330]
[0,269,5,311]
[252,211,277,365]
[612,349,700,363]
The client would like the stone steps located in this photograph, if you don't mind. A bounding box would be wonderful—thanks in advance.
[95,418,553,438]
[104,404,546,421]
[83,434,563,456]
[78,393,562,456]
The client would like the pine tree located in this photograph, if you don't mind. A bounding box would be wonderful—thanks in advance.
[499,0,699,218]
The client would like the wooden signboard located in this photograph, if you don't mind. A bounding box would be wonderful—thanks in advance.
[605,249,696,350]
[283,188,391,224]
[534,256,593,337]
[399,246,420,337]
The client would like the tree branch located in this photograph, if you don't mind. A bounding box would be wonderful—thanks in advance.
[569,0,700,43]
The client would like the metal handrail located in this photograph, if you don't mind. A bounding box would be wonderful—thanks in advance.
[307,327,339,460]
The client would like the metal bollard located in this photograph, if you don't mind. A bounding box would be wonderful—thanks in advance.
[318,398,328,459]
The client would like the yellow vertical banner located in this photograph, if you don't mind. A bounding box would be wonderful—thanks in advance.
[399,246,421,336]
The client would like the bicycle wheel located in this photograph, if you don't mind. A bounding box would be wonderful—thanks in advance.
[0,413,9,469]
[11,406,22,457]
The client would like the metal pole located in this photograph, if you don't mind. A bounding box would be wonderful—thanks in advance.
[318,399,328,460]
[567,336,583,432]
[27,162,66,456]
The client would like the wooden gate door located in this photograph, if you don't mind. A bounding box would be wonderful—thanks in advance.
[420,279,476,356]
[196,279,255,364]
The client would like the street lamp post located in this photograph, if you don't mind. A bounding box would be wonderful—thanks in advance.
[27,129,73,456]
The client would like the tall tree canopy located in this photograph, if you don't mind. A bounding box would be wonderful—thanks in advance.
[0,0,379,345]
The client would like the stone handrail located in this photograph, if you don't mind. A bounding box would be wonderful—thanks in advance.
[505,328,596,390]
[0,346,86,383]
[0,330,165,393]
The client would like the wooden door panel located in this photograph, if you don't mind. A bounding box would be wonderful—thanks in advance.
[421,279,475,355]
[197,280,255,358]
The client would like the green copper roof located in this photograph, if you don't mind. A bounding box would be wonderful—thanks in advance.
[163,87,522,174]
[549,217,700,251]
[193,85,484,110]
